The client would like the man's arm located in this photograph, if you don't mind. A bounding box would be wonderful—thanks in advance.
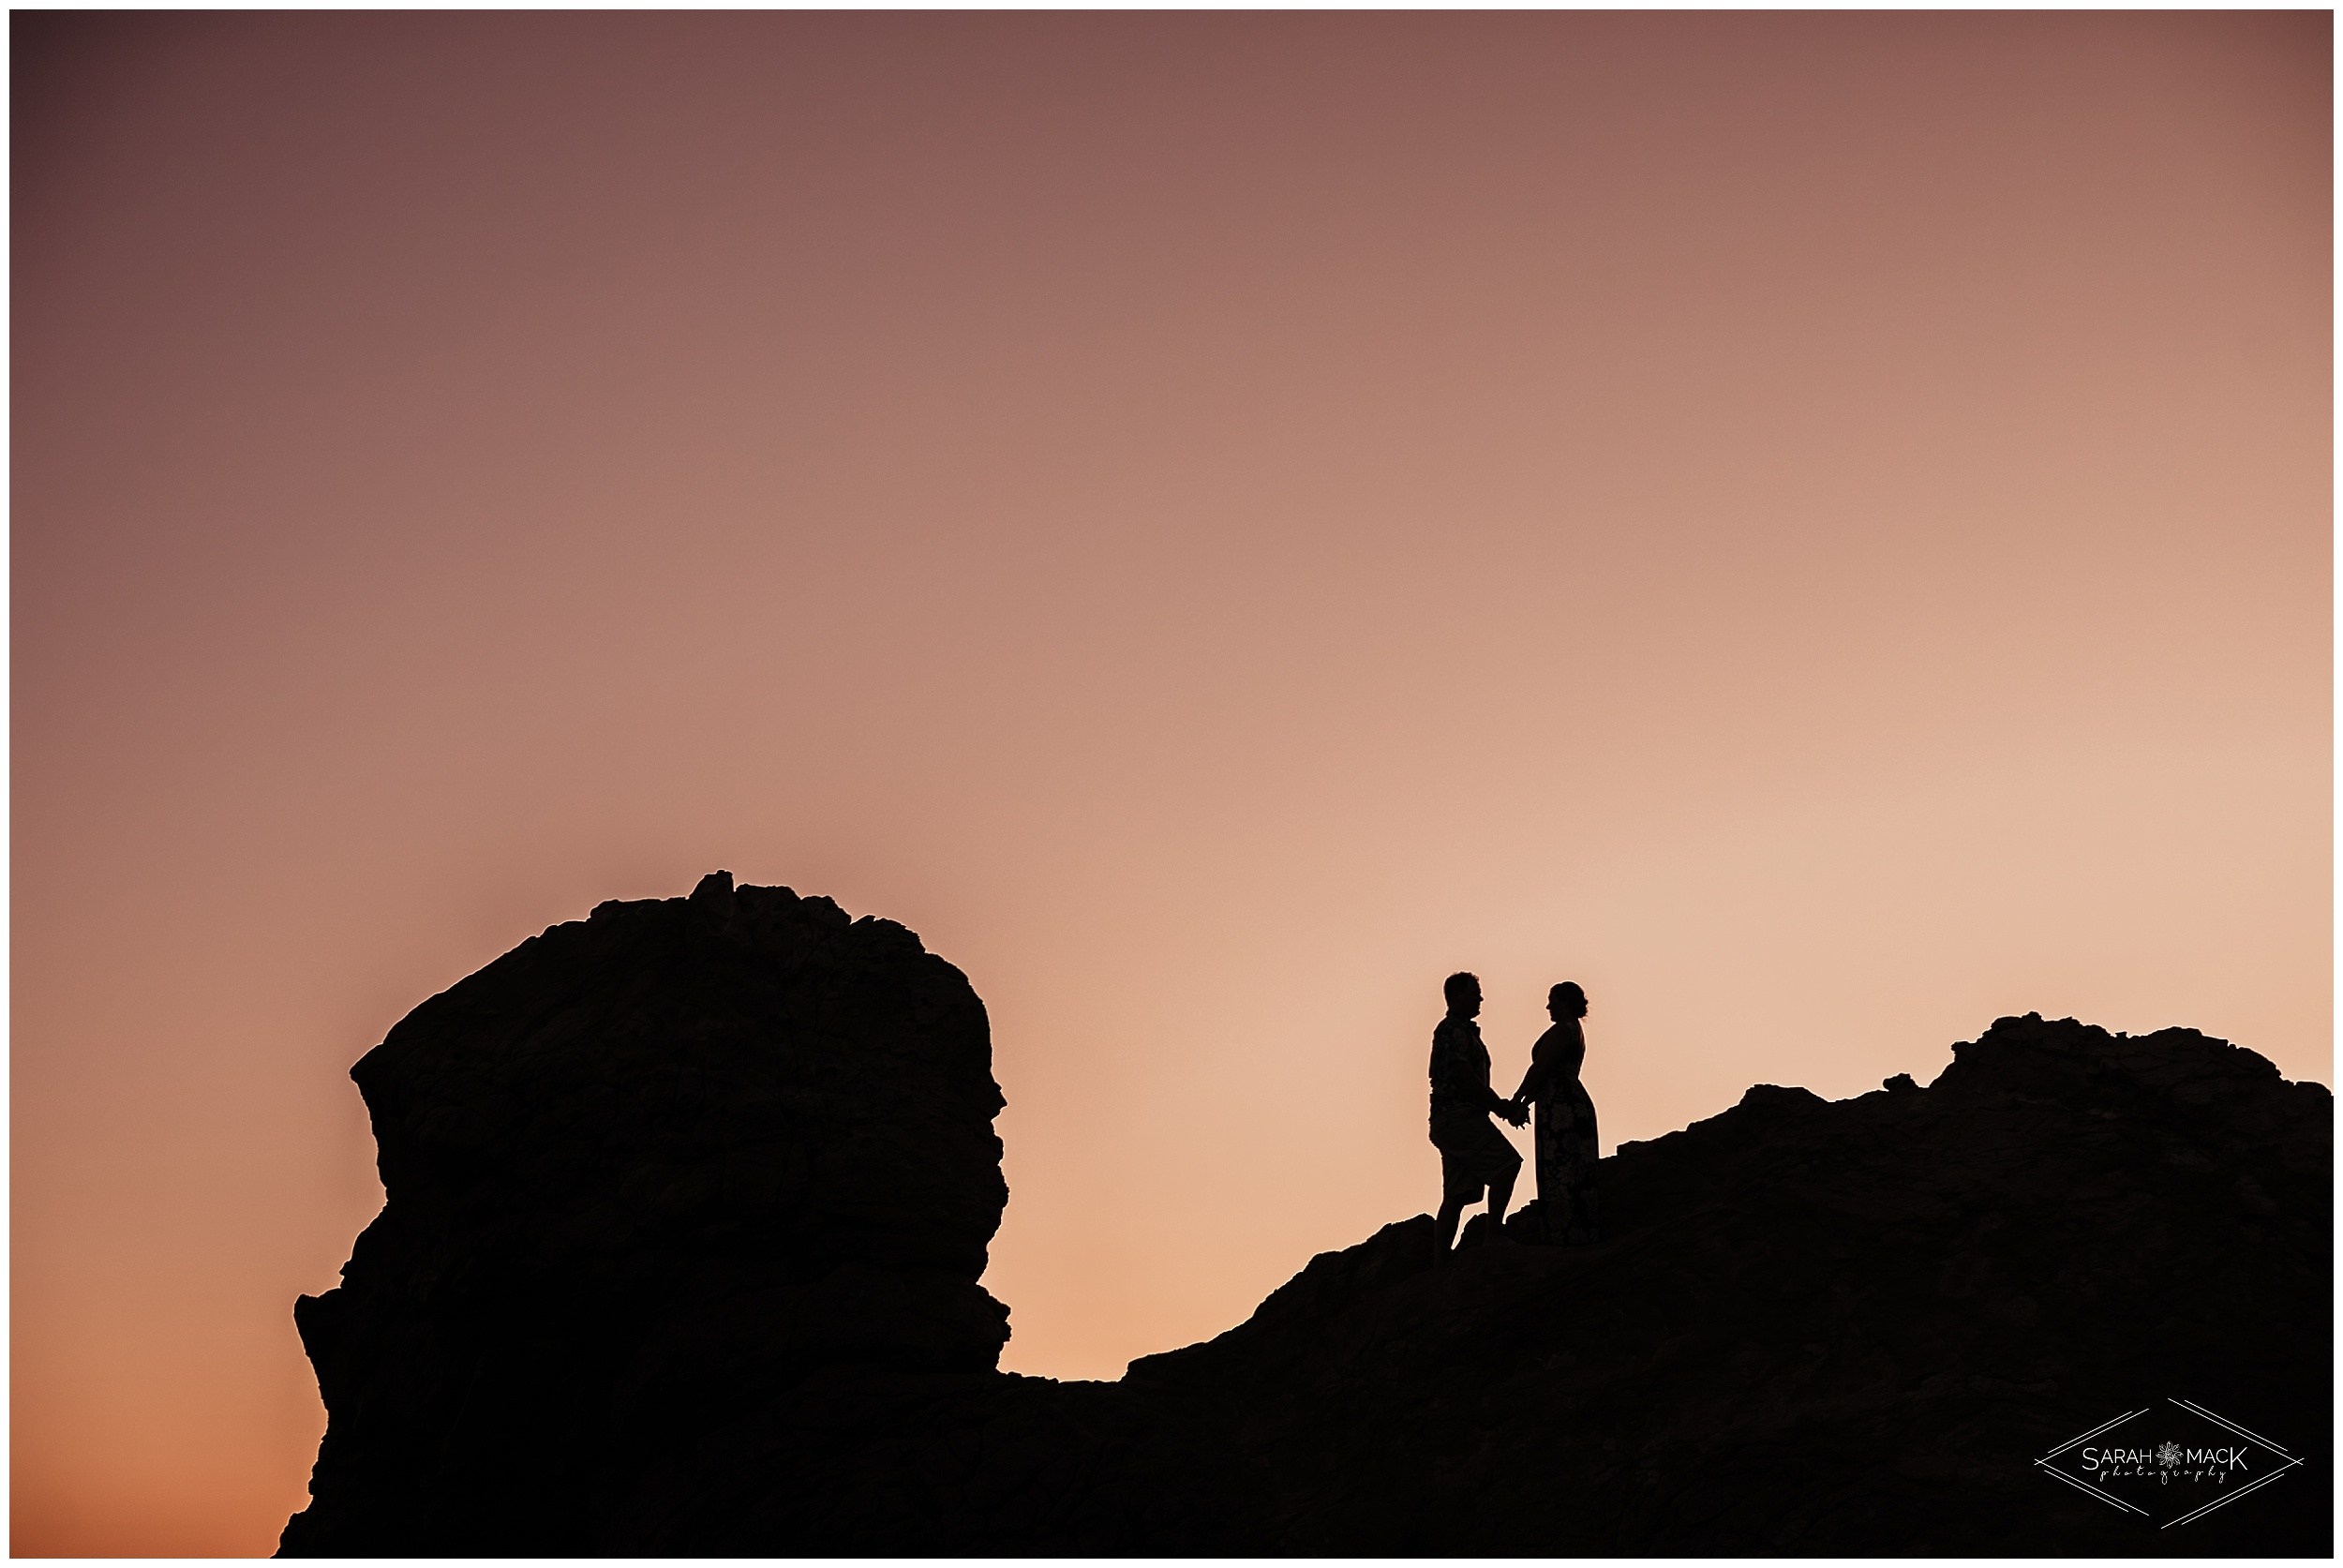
[1429,1019,1468,1102]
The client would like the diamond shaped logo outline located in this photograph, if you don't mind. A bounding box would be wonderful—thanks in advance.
[2035,1397,2304,1530]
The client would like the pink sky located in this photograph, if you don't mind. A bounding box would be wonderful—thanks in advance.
[13,13,2330,1555]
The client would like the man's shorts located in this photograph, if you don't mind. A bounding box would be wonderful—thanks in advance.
[1429,1107,1522,1203]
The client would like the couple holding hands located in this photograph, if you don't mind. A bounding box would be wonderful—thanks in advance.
[1427,971,1601,1252]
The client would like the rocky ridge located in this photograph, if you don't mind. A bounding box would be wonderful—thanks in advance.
[1127,1011,2329,1553]
[281,877,2329,1554]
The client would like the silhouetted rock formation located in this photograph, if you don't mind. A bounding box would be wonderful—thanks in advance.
[284,883,2329,1555]
[281,874,1252,1554]
[1128,1013,2331,1554]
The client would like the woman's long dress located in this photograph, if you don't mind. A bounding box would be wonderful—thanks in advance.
[1526,1021,1600,1245]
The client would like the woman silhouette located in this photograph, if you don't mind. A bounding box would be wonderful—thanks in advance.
[1509,981,1600,1245]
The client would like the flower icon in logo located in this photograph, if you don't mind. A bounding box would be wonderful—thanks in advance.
[2156,1442,2184,1469]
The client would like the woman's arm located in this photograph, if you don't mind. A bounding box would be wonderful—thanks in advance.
[1510,1030,1555,1107]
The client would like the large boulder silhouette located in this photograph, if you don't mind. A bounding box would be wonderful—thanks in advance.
[282,878,2328,1554]
[281,873,1250,1554]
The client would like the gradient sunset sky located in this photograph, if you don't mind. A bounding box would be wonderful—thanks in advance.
[13,12,2330,1556]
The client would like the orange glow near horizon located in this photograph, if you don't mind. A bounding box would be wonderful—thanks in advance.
[13,13,2330,1555]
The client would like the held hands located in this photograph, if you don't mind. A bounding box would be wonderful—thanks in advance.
[1501,1096,1530,1128]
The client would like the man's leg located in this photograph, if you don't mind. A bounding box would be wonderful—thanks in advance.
[1486,1166,1516,1229]
[1434,1192,1468,1253]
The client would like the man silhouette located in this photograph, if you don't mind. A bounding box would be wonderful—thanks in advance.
[1428,971,1525,1252]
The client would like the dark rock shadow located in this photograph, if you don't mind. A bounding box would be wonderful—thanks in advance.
[281,876,2330,1556]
